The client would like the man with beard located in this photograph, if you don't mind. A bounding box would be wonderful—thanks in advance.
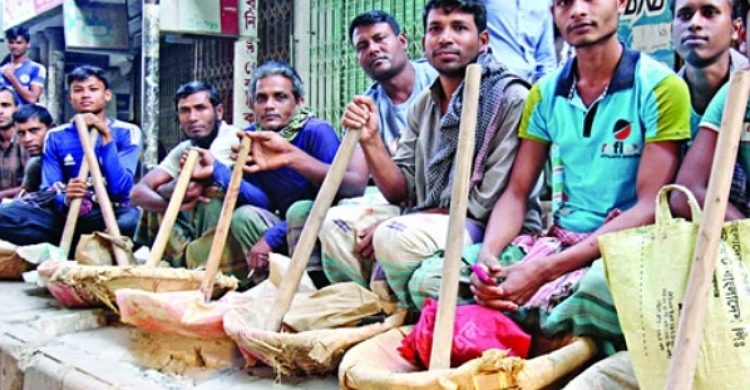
[0,86,24,199]
[131,80,240,270]
[1,26,45,105]
[0,65,141,246]
[189,61,363,284]
[320,0,541,308]
[350,10,437,154]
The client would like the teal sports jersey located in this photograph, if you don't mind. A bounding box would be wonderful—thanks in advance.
[519,49,690,233]
[699,83,750,181]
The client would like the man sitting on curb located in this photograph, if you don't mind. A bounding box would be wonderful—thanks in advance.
[0,65,141,247]
[13,104,53,195]
[131,81,241,273]
[189,61,364,286]
[320,0,541,307]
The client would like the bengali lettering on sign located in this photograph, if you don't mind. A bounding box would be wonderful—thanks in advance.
[233,0,258,128]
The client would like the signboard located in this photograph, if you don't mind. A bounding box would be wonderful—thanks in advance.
[63,1,129,50]
[618,0,674,67]
[2,0,63,30]
[233,0,258,128]
[160,0,239,36]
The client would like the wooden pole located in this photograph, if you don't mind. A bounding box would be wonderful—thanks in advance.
[145,149,199,267]
[428,64,482,370]
[199,135,252,301]
[266,127,361,331]
[59,128,97,258]
[73,116,130,266]
[664,70,750,389]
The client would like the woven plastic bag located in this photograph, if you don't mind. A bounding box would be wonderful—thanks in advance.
[599,184,750,390]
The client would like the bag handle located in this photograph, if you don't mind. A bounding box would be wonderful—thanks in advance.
[655,184,703,225]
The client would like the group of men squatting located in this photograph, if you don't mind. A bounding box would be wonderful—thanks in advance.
[0,0,748,387]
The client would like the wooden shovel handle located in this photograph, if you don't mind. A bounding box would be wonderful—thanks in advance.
[428,64,482,370]
[266,127,362,331]
[146,148,200,267]
[200,134,252,301]
[60,129,97,258]
[73,116,130,266]
[665,70,750,389]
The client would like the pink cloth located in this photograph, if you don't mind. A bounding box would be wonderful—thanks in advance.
[398,298,531,368]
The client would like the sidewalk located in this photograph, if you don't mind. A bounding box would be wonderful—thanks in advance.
[0,282,337,390]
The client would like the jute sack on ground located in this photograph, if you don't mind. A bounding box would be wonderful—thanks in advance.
[46,263,239,310]
[75,231,137,266]
[284,282,383,332]
[599,185,750,389]
[223,280,406,376]
[117,253,315,339]
[338,326,597,390]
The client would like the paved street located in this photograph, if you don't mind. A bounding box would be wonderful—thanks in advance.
[0,281,337,389]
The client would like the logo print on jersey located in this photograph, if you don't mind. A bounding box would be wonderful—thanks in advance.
[600,119,641,158]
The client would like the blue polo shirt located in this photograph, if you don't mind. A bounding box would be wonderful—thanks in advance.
[41,119,142,211]
[519,48,690,233]
[0,59,46,105]
[699,83,750,181]
[211,117,340,249]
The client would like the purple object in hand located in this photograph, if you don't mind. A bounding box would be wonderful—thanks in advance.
[471,264,493,284]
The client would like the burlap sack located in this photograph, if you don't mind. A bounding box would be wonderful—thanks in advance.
[284,282,383,332]
[117,252,314,338]
[338,327,598,390]
[224,306,406,377]
[75,232,137,266]
[46,263,239,310]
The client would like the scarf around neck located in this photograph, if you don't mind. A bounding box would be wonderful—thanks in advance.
[254,106,313,142]
[418,52,528,213]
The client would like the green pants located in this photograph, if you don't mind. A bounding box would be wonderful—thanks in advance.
[229,200,319,269]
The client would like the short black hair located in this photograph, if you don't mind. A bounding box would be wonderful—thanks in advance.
[5,26,30,42]
[249,61,305,101]
[67,65,110,90]
[174,80,221,108]
[733,0,749,21]
[12,104,53,127]
[349,10,402,44]
[423,0,487,33]
[0,86,17,106]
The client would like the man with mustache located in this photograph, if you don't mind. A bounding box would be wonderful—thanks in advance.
[468,0,690,386]
[189,61,363,285]
[131,80,241,270]
[321,0,541,308]
[350,10,437,155]
[13,104,53,194]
